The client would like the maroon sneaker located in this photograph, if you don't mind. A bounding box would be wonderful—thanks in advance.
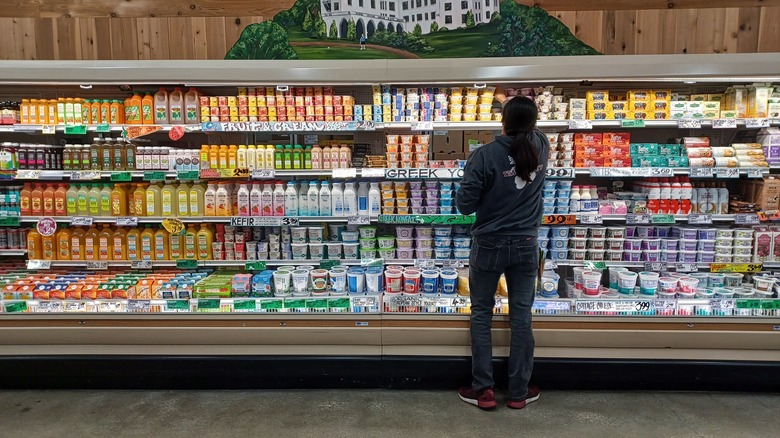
[506,386,541,409]
[458,386,498,410]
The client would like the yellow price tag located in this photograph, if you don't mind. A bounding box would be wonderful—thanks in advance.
[162,218,185,235]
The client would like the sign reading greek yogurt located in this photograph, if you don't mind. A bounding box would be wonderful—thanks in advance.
[360,168,386,178]
[384,168,464,179]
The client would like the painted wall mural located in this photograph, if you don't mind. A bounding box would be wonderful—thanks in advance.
[225,0,600,60]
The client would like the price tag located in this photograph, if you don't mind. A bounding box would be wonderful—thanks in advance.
[64,125,88,135]
[95,123,111,133]
[284,299,306,310]
[675,263,699,273]
[70,216,93,226]
[710,263,763,273]
[260,299,284,310]
[361,258,385,267]
[352,296,377,307]
[131,260,152,269]
[0,216,19,227]
[712,119,737,129]
[42,125,56,134]
[441,259,465,268]
[689,167,714,178]
[162,218,185,235]
[678,119,702,129]
[736,299,762,309]
[280,217,300,226]
[716,168,739,179]
[305,298,329,309]
[38,301,63,313]
[196,299,220,310]
[143,171,167,181]
[70,170,101,180]
[747,168,765,178]
[116,216,138,227]
[544,260,558,270]
[579,214,603,225]
[165,300,190,311]
[177,259,198,269]
[650,167,674,177]
[545,167,575,179]
[233,299,257,312]
[411,121,434,131]
[687,214,712,225]
[711,299,735,310]
[177,171,199,180]
[734,214,760,225]
[542,214,577,225]
[621,119,645,128]
[63,301,87,313]
[361,168,386,178]
[127,300,151,312]
[230,217,282,227]
[644,262,665,272]
[16,170,41,179]
[652,299,678,312]
[245,261,267,271]
[760,299,780,310]
[332,168,357,179]
[86,261,108,270]
[26,260,51,270]
[97,301,124,313]
[110,172,132,182]
[415,259,436,269]
[251,169,275,179]
[568,120,592,130]
[651,214,675,224]
[5,301,28,313]
[348,215,370,225]
[626,213,651,225]
[745,118,770,129]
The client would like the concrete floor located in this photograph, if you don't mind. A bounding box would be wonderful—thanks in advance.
[1,389,778,438]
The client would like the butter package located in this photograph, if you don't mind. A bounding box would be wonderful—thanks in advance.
[708,94,724,102]
[605,157,632,167]
[632,156,662,167]
[628,90,651,101]
[607,111,628,120]
[703,101,721,111]
[575,157,605,168]
[703,110,719,119]
[574,133,603,146]
[630,143,659,156]
[569,98,587,110]
[607,101,628,112]
[602,132,631,146]
[719,110,737,119]
[658,144,681,156]
[691,94,708,102]
[587,101,608,111]
[604,144,631,157]
[670,101,688,111]
[575,144,604,156]
[650,111,669,120]
[652,100,670,111]
[652,90,672,101]
[586,91,609,102]
[665,156,690,167]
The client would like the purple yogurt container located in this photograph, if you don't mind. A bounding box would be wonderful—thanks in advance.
[678,239,698,251]
[698,228,717,240]
[697,240,716,252]
[642,239,661,251]
[624,250,642,262]
[624,239,642,251]
[660,238,679,251]
[642,251,661,262]
[678,250,697,263]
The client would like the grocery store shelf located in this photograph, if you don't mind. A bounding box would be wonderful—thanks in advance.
[0,249,26,256]
[0,124,189,134]
[17,215,352,224]
[560,167,769,177]
[24,258,466,270]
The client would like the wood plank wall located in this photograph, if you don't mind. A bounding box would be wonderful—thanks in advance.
[0,2,779,59]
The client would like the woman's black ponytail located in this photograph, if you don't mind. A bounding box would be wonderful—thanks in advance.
[502,96,539,184]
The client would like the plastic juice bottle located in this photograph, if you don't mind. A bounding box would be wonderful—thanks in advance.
[113,139,126,170]
[204,183,216,216]
[54,184,68,216]
[254,145,265,169]
[85,99,96,124]
[77,184,90,215]
[141,93,154,125]
[126,227,141,260]
[307,181,319,216]
[319,181,331,216]
[100,100,110,125]
[216,183,230,216]
[98,224,112,260]
[38,100,48,125]
[199,145,210,171]
[30,183,43,215]
[47,99,57,125]
[112,227,127,260]
[80,144,91,170]
[130,93,143,124]
[42,184,55,216]
[90,137,101,170]
[283,145,293,169]
[145,182,162,216]
[56,227,71,260]
[273,181,286,216]
[154,228,170,260]
[176,182,190,217]
[196,223,213,260]
[237,145,247,169]
[168,88,184,124]
[292,145,303,169]
[188,182,205,217]
[169,229,182,260]
[125,140,136,170]
[264,145,274,170]
[19,183,31,215]
[101,138,113,170]
[246,145,256,170]
[133,183,147,216]
[160,181,177,217]
[274,145,283,169]
[111,184,127,216]
[73,99,83,125]
[237,183,250,216]
[140,225,154,260]
[83,225,99,261]
[56,98,66,125]
[304,146,312,169]
[88,183,101,216]
[154,89,169,124]
[228,145,238,169]
[27,228,42,259]
[99,184,112,216]
[218,145,228,169]
[20,99,30,124]
[41,233,56,260]
[28,99,38,124]
[70,227,85,260]
[261,183,274,216]
[184,224,197,259]
[184,88,200,124]
[110,100,123,124]
[209,145,219,170]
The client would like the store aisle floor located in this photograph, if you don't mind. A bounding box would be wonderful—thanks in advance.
[1,389,777,437]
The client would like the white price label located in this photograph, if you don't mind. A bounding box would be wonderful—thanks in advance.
[37,301,63,313]
[42,125,57,134]
[127,300,151,312]
[546,167,575,179]
[131,260,152,269]
[26,260,51,270]
[689,167,714,178]
[589,167,611,177]
[644,262,665,272]
[652,299,678,311]
[70,170,101,180]
[452,297,469,308]
[716,168,740,179]
[745,118,770,129]
[251,169,275,179]
[579,214,603,225]
[97,301,124,313]
[86,261,108,270]
[361,168,386,178]
[411,121,434,131]
[675,263,699,273]
[544,260,558,270]
[650,167,674,177]
[687,214,712,225]
[281,217,300,226]
[568,120,593,130]
[70,216,93,226]
[441,259,465,268]
[347,215,370,225]
[747,168,766,178]
[230,217,282,227]
[414,259,436,269]
[678,119,702,129]
[332,168,358,179]
[626,214,651,225]
[16,170,41,179]
[712,119,737,129]
[63,301,87,313]
[353,297,377,307]
[116,216,138,226]
[711,299,736,310]
[734,214,760,225]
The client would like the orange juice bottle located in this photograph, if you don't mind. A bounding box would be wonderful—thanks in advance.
[126,227,141,260]
[141,93,154,125]
[112,227,127,260]
[54,184,68,216]
[31,183,43,215]
[133,183,147,216]
[111,183,128,216]
[42,184,55,216]
[110,100,123,124]
[100,100,111,124]
[82,99,92,124]
[56,98,66,125]
[124,95,134,124]
[129,93,143,125]
[184,224,197,260]
[89,99,99,124]
[73,98,84,125]
[56,227,71,260]
[42,233,56,260]
[83,225,99,260]
[209,145,219,169]
[154,228,170,260]
[64,98,75,125]
[228,145,238,169]
[98,224,112,260]
[47,99,57,125]
[218,145,228,169]
[20,183,32,216]
[20,99,30,124]
[140,225,155,260]
[37,100,48,125]
[70,227,85,260]
[29,99,38,124]
[196,223,213,260]
[27,228,42,259]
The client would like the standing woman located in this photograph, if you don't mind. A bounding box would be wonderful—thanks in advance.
[456,96,549,410]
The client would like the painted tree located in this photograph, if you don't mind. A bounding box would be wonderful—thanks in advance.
[313,15,327,39]
[329,21,338,39]
[413,23,422,35]
[347,19,356,40]
[302,8,313,31]
[429,22,439,33]
[225,21,298,60]
[465,10,476,28]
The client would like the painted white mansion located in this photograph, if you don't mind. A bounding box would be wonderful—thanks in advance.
[321,0,499,39]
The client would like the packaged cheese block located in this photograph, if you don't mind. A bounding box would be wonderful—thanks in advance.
[569,98,587,110]
[630,111,649,120]
[683,137,711,147]
[650,111,669,120]
[587,101,608,111]
[714,157,739,168]
[574,133,603,146]
[652,90,672,101]
[588,111,608,120]
[607,111,628,120]
[629,101,650,111]
[607,101,628,112]
[689,157,716,167]
[732,143,764,150]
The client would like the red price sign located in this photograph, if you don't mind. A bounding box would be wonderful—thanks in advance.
[168,125,185,141]
[542,215,577,225]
